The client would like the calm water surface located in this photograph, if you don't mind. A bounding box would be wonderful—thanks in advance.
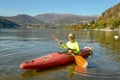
[0,29,120,80]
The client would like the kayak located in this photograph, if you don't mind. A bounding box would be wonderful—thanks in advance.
[20,47,93,70]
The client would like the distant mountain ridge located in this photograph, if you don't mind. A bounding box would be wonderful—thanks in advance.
[0,18,20,29]
[3,14,45,25]
[35,13,99,23]
[1,13,99,29]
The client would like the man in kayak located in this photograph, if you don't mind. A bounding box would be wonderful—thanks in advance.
[58,33,80,54]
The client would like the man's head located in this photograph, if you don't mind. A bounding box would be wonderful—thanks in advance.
[68,33,75,42]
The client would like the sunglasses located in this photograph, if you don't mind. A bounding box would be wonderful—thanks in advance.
[69,37,75,38]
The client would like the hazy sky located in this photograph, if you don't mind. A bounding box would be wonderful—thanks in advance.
[0,0,119,16]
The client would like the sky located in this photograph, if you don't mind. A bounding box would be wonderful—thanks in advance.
[0,0,120,16]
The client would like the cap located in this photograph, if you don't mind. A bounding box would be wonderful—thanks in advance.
[68,33,75,37]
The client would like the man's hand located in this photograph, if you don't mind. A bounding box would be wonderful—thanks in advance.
[68,49,74,54]
[58,40,62,44]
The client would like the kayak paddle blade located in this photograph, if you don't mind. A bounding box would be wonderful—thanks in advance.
[74,55,88,68]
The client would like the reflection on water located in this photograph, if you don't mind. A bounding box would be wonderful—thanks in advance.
[74,66,87,76]
[0,29,120,80]
[90,30,120,51]
[20,65,66,79]
[20,63,88,79]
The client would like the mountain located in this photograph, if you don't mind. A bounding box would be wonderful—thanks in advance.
[1,13,99,29]
[3,14,45,26]
[0,18,20,29]
[35,13,98,24]
[96,2,120,29]
[101,2,120,20]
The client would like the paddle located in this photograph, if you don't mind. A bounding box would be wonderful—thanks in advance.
[51,35,88,68]
[71,53,88,68]
[51,35,60,43]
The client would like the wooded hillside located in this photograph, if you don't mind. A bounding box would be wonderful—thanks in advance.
[91,2,120,29]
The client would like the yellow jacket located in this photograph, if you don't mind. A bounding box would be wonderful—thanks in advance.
[59,41,80,54]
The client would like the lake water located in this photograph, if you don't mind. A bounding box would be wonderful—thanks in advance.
[0,29,120,80]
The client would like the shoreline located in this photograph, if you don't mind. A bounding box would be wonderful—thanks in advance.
[93,28,120,31]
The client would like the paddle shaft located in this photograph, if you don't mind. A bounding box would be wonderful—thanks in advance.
[51,35,60,43]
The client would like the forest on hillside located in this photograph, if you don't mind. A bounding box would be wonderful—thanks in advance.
[89,2,120,29]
